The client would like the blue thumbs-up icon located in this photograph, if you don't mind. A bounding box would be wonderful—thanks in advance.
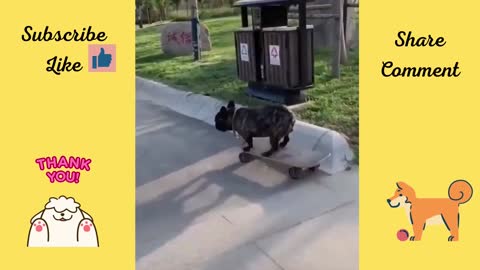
[92,48,112,69]
[88,44,116,72]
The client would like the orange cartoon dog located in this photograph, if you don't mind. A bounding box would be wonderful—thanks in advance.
[387,180,473,241]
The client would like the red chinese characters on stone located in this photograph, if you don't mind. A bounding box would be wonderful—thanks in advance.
[180,32,192,44]
[167,32,178,44]
[167,31,192,45]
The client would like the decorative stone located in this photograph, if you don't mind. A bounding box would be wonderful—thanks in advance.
[161,21,212,56]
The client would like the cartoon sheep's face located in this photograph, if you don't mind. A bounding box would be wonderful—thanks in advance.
[38,196,85,225]
[44,208,77,222]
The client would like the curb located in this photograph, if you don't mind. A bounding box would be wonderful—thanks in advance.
[136,76,354,174]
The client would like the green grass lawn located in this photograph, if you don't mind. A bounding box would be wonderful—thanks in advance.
[136,16,359,161]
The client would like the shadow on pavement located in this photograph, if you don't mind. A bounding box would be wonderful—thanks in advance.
[135,99,298,259]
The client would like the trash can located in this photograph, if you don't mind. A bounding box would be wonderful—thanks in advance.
[262,25,314,88]
[234,28,260,82]
[232,0,315,105]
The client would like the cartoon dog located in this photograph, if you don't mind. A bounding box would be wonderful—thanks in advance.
[27,196,99,247]
[387,180,473,241]
[214,100,295,157]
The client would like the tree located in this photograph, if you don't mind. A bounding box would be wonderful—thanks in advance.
[150,0,170,21]
[171,0,181,14]
[135,0,145,28]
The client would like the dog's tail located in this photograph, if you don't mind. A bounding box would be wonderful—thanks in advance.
[289,117,296,133]
[285,106,296,133]
[448,179,473,204]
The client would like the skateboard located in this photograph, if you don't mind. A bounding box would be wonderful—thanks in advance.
[237,144,332,179]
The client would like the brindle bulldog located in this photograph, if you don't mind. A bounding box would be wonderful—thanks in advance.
[215,100,295,157]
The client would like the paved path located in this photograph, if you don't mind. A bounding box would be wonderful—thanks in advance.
[136,85,359,270]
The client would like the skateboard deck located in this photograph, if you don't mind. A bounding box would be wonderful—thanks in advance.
[237,139,331,179]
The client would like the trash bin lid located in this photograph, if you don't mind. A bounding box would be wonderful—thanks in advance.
[233,0,303,7]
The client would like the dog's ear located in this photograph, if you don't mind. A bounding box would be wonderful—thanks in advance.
[81,210,93,221]
[227,100,235,110]
[219,106,227,113]
[30,210,44,224]
[396,182,410,190]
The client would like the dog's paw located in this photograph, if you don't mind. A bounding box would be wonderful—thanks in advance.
[77,219,99,247]
[243,146,251,152]
[27,219,49,247]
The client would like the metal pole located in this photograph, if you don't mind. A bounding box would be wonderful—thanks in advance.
[298,0,307,85]
[191,0,201,61]
[343,0,347,42]
[241,6,248,27]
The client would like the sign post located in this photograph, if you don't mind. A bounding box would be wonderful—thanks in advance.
[191,0,201,61]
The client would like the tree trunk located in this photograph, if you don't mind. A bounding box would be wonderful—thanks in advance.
[147,7,151,24]
[339,0,348,64]
[137,5,144,28]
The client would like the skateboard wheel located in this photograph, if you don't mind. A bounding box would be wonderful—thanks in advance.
[239,152,253,163]
[308,166,318,172]
[289,167,303,179]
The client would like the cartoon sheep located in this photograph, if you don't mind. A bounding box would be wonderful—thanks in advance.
[27,196,99,247]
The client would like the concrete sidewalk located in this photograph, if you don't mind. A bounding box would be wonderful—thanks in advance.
[136,165,358,270]
[136,77,358,270]
[136,77,354,175]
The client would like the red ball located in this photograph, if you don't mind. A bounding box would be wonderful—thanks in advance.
[397,229,409,241]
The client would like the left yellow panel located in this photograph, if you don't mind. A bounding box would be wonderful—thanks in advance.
[0,0,135,269]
